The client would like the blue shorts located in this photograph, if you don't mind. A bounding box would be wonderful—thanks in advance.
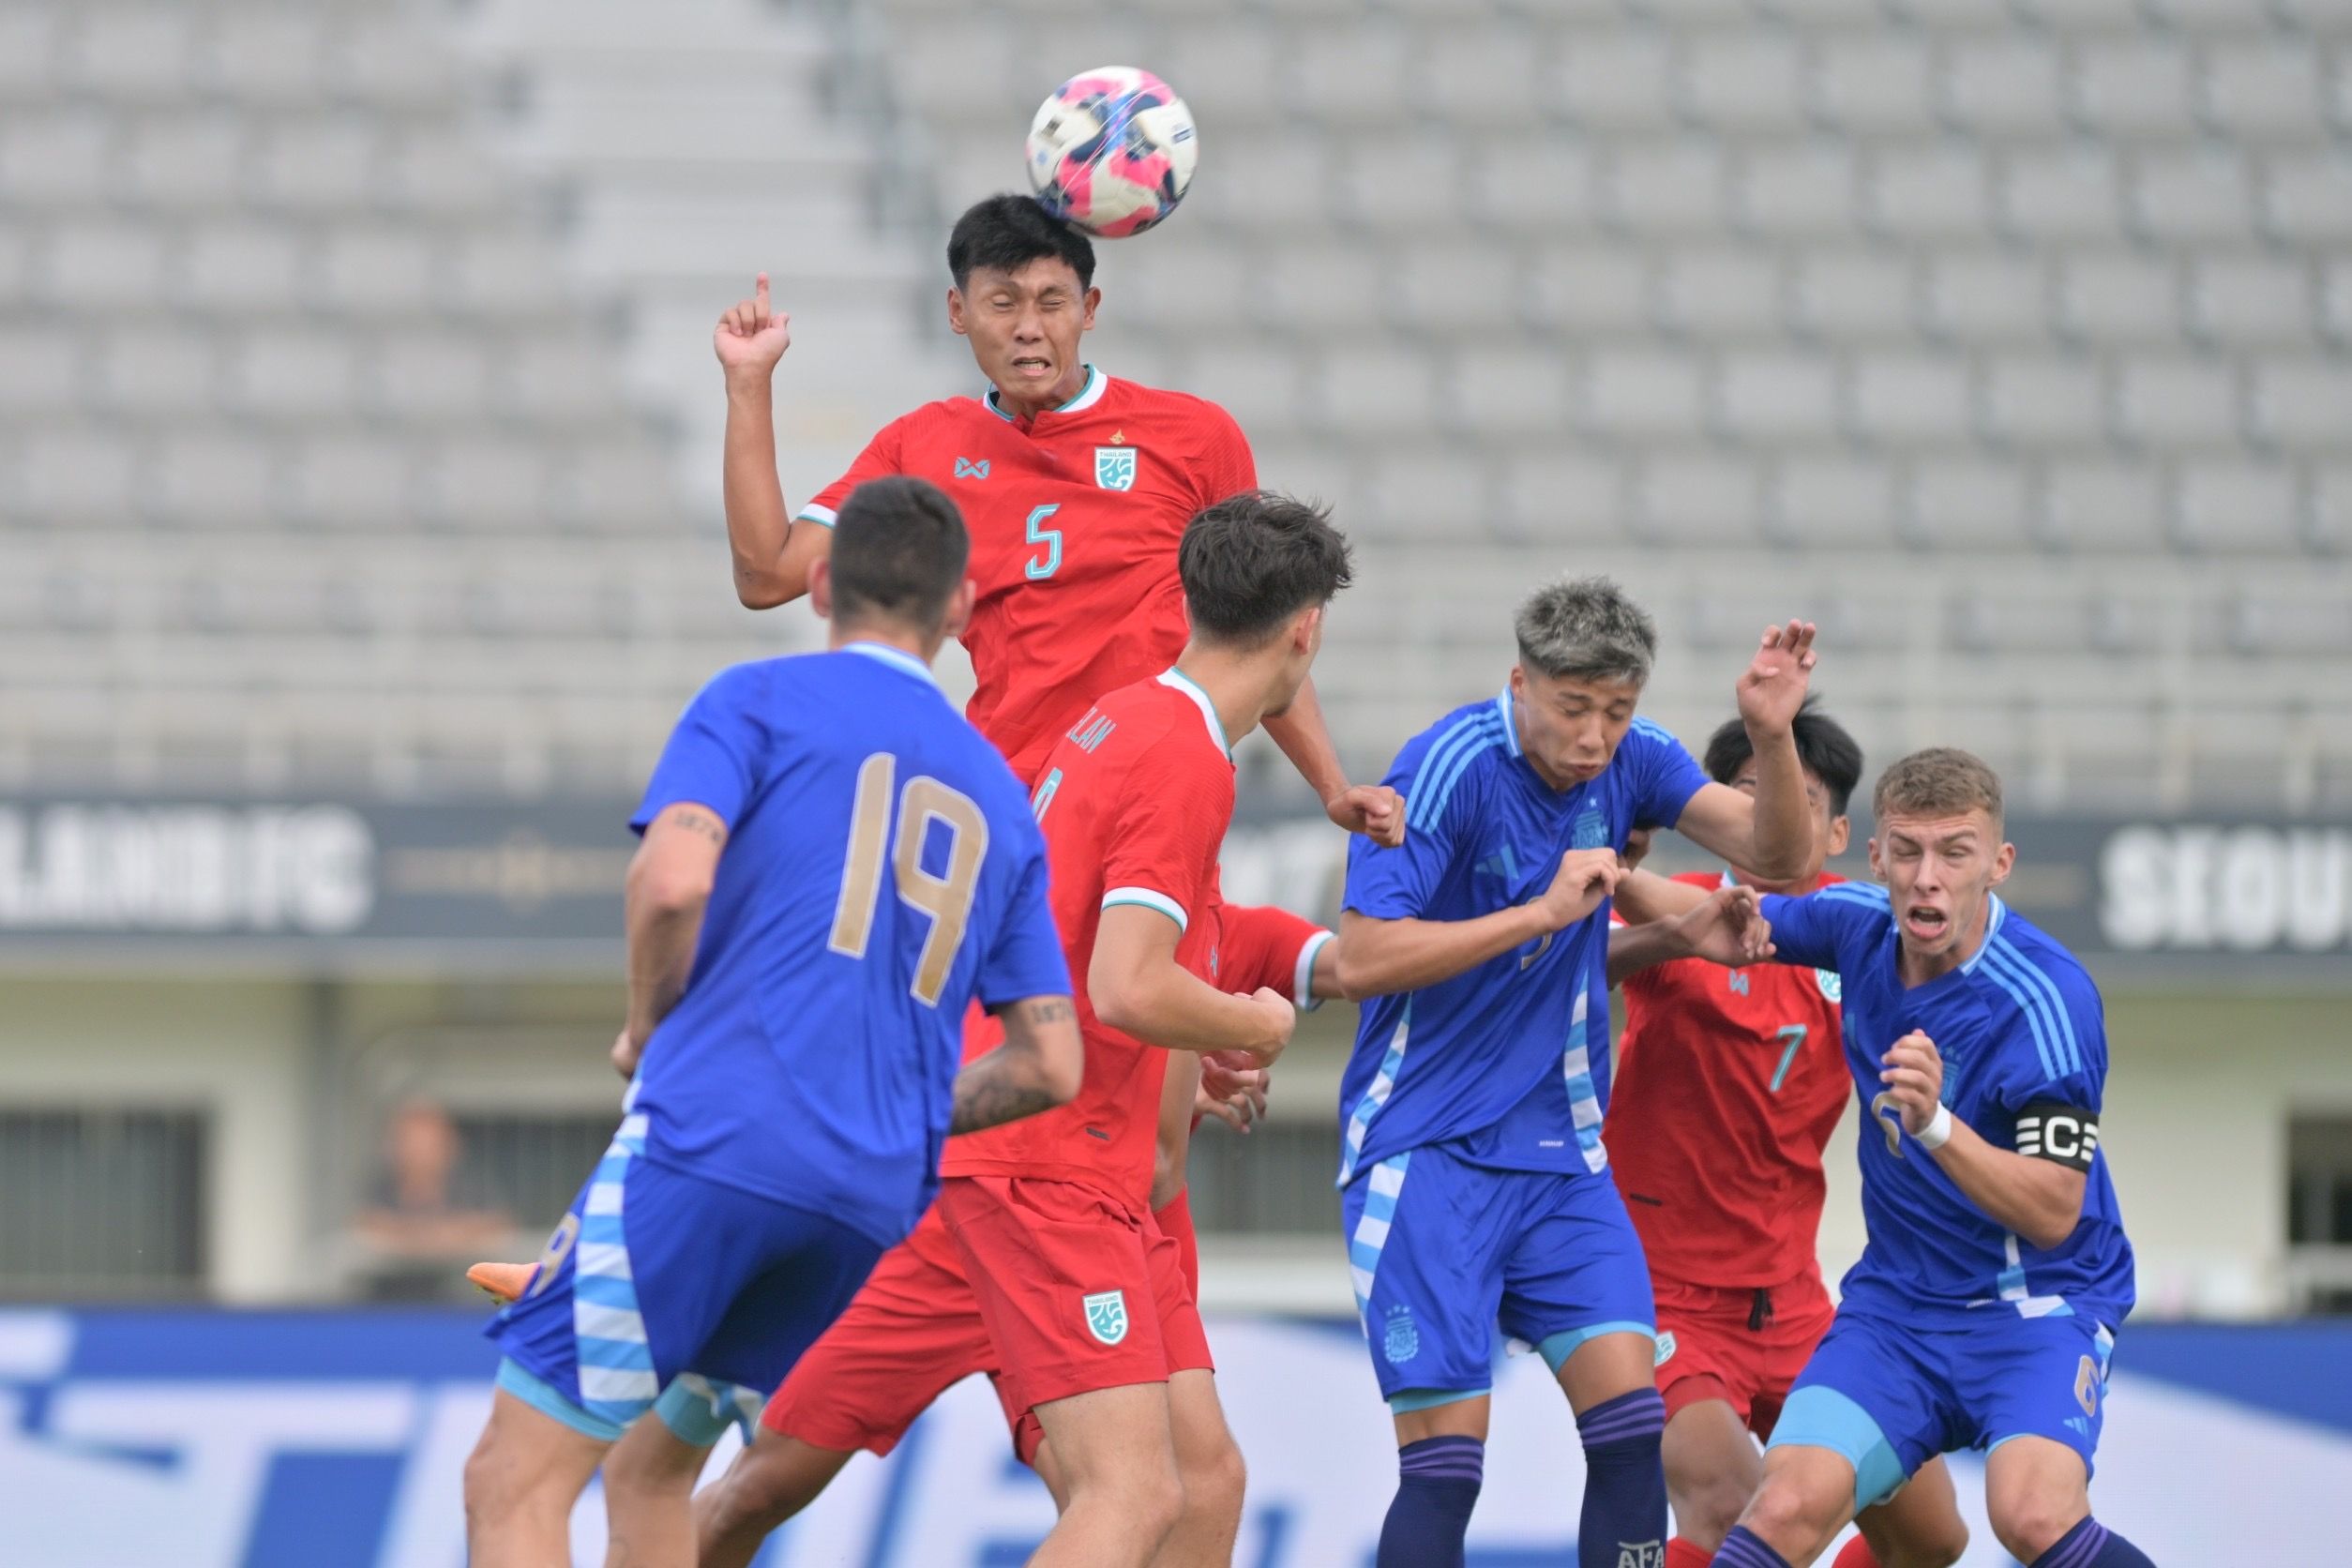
[488,1109,885,1442]
[1771,1307,2118,1511]
[1342,1144,1655,1410]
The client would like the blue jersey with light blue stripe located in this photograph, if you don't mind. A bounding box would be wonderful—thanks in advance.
[1337,691,1709,1181]
[626,643,1071,1249]
[1759,885,2135,1328]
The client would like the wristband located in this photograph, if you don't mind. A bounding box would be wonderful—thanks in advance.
[1914,1104,1953,1151]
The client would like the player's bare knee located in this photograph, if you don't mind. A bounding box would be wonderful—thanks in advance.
[1180,1434,1246,1522]
[1741,1469,1847,1554]
[1682,1473,1755,1549]
[1988,1492,2083,1563]
[1881,1522,1969,1568]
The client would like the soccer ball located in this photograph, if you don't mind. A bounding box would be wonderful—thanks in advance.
[1025,67,1197,239]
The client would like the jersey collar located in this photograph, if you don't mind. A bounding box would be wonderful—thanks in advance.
[984,364,1108,424]
[1155,667,1232,759]
[1958,894,2008,974]
[1494,686,1525,757]
[840,641,940,687]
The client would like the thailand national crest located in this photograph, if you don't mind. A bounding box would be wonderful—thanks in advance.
[1082,1289,1129,1346]
[1816,968,1843,1003]
[1094,445,1138,490]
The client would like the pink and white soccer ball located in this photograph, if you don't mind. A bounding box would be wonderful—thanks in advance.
[1025,67,1197,238]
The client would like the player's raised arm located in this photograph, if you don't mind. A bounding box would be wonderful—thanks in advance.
[950,995,1084,1134]
[716,274,832,609]
[1670,621,1818,882]
[1876,1030,2090,1251]
[1605,882,1775,988]
[618,803,728,1070]
[1263,678,1404,847]
[1337,848,1622,1001]
[1091,904,1296,1065]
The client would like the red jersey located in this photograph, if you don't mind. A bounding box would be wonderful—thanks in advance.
[799,369,1257,785]
[1214,901,1332,1008]
[941,669,1236,1206]
[1606,871,1850,1289]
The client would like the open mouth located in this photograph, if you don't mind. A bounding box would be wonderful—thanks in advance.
[1903,905,1950,942]
[1008,354,1054,378]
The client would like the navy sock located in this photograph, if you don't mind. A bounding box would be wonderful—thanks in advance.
[1711,1525,1796,1568]
[1376,1435,1483,1568]
[1576,1387,1668,1568]
[2030,1516,2158,1568]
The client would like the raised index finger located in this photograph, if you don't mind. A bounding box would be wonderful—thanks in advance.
[754,272,771,319]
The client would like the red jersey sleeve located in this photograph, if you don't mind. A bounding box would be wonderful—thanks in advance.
[1097,732,1234,938]
[1216,902,1332,1010]
[795,416,907,526]
[1189,401,1257,511]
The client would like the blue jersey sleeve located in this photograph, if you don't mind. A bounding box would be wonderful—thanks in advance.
[1985,952,2110,1114]
[631,664,771,833]
[1625,718,1711,831]
[1759,883,1890,972]
[976,822,1073,1008]
[1342,741,1481,922]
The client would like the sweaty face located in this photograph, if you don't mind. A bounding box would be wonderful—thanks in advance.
[1511,668,1641,790]
[949,260,1097,406]
[1728,760,1847,891]
[1869,809,2013,964]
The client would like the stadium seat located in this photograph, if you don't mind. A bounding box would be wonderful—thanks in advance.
[369,334,494,423]
[1289,24,1414,128]
[2187,255,2313,347]
[1527,243,1654,333]
[1941,38,2067,137]
[1255,243,1385,332]
[118,110,249,211]
[2072,38,2200,139]
[1904,458,2039,551]
[1790,251,1917,341]
[2249,358,2352,452]
[311,224,439,317]
[1812,37,1937,135]
[2112,354,2239,449]
[1312,348,1445,438]
[1981,355,2107,449]
[92,325,220,418]
[60,7,204,103]
[2130,149,2259,244]
[1446,349,1576,439]
[2262,154,2352,242]
[0,325,80,415]
[2040,461,2169,551]
[1391,243,1520,332]
[2198,42,2329,143]
[1334,138,1465,233]
[1634,452,1767,547]
[201,10,332,107]
[1656,249,1784,339]
[1681,35,1808,131]
[39,219,170,308]
[1586,350,1709,439]
[0,6,65,101]
[16,426,140,524]
[1496,451,1631,544]
[2174,460,2304,554]
[1364,449,1496,539]
[1464,138,1602,233]
[1769,456,1900,548]
[1715,354,1843,443]
[2309,464,2352,552]
[148,431,279,531]
[1847,353,1973,444]
[2319,260,2352,347]
[1922,253,2049,344]
[417,439,553,533]
[228,329,362,419]
[1867,146,1995,240]
[1548,33,1680,130]
[1184,346,1311,442]
[1419,32,1546,130]
[184,219,308,313]
[1605,141,1733,234]
[1734,143,1863,238]
[2056,251,2181,344]
[283,435,414,530]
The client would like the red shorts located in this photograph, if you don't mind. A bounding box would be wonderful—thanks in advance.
[941,1174,1212,1417]
[1651,1269,1836,1440]
[762,1189,1208,1468]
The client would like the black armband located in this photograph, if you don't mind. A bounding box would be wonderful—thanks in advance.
[2014,1102,2100,1170]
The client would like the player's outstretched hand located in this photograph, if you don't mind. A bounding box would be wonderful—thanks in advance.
[1734,619,1818,735]
[1537,848,1623,933]
[1327,783,1405,847]
[610,1027,641,1081]
[1675,884,1777,967]
[1878,1030,1945,1135]
[1198,1060,1270,1134]
[714,272,792,380]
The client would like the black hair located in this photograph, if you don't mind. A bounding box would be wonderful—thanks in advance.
[828,476,969,632]
[1178,490,1354,645]
[1701,697,1864,817]
[947,194,1096,292]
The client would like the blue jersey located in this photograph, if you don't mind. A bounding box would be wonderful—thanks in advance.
[1759,886,2135,1328]
[1338,690,1709,1182]
[625,642,1071,1250]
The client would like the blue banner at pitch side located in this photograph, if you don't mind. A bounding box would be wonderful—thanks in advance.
[0,1308,2343,1565]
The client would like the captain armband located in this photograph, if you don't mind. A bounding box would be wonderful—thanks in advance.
[2014,1102,2100,1171]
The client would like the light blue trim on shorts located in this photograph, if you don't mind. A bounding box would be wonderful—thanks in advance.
[1389,1385,1490,1415]
[1769,1384,1907,1512]
[655,1374,762,1449]
[1537,1320,1656,1375]
[496,1357,627,1444]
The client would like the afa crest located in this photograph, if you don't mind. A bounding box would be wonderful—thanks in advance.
[1571,804,1607,850]
[1082,1289,1129,1346]
[1382,1304,1419,1365]
[1094,445,1138,491]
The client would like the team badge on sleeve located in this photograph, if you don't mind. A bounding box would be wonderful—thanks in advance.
[1083,1289,1130,1345]
[1094,446,1138,491]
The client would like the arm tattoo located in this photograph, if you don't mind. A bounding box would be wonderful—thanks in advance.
[949,1065,1062,1136]
[1001,997,1073,1026]
[661,806,727,846]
